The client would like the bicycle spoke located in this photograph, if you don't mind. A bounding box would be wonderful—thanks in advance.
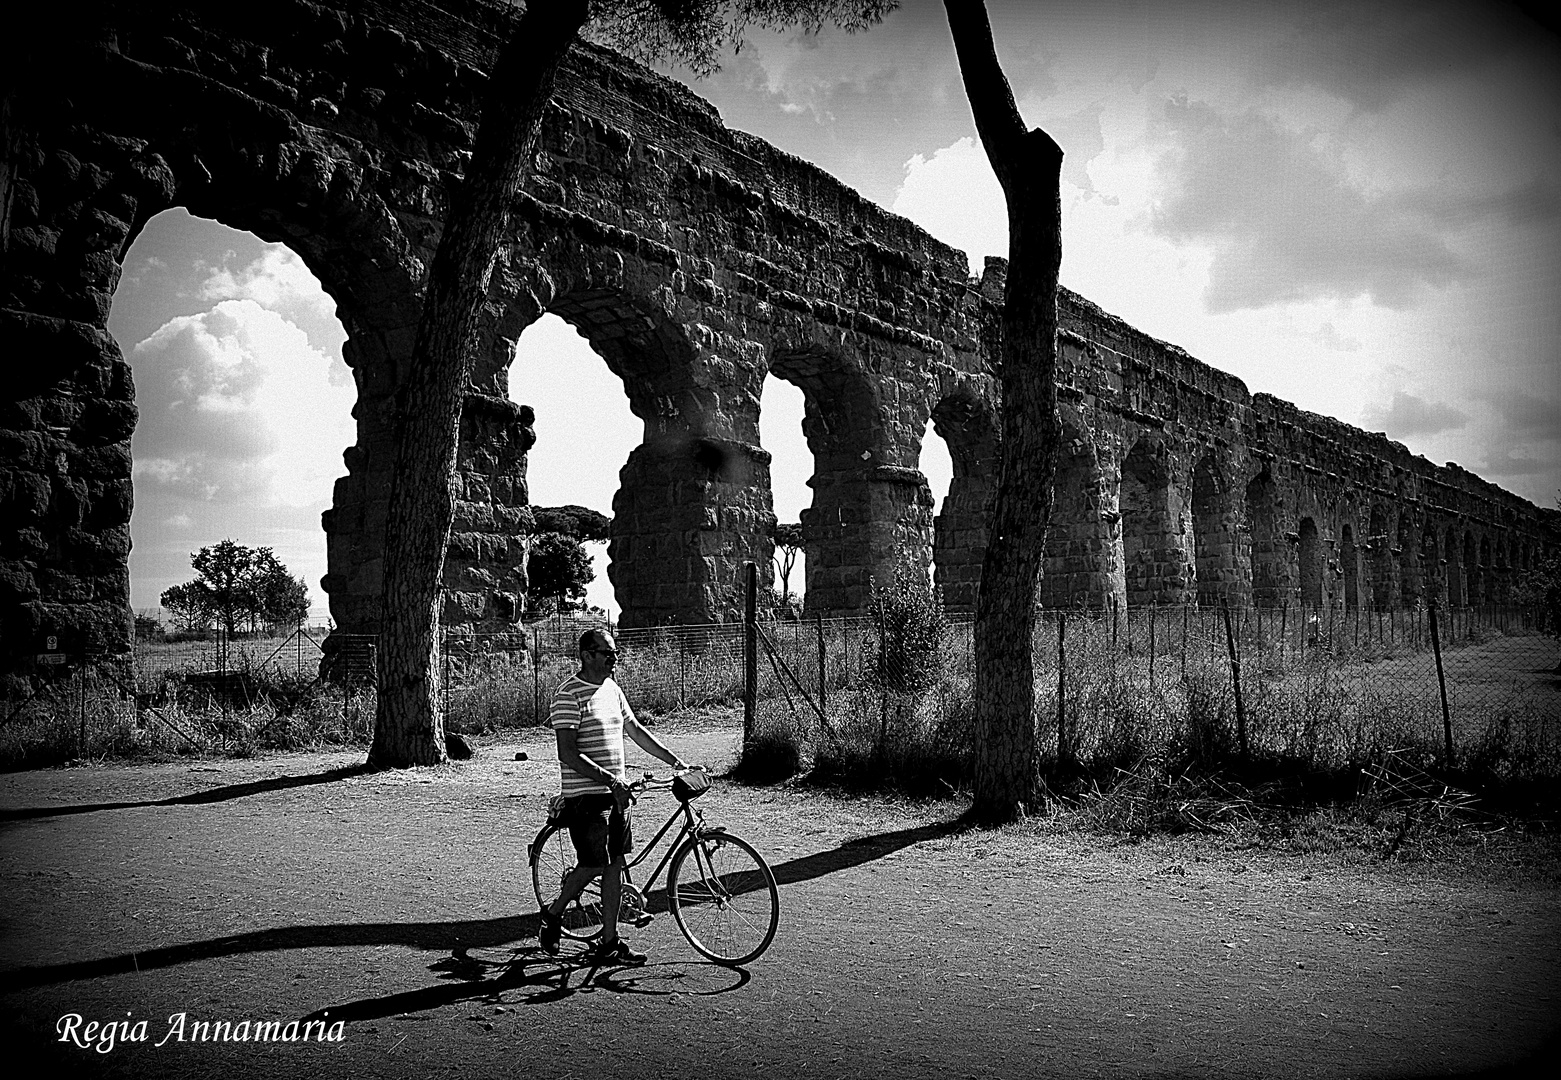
[669,832,779,966]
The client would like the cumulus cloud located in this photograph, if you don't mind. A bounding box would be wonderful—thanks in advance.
[891,137,1007,275]
[1149,97,1469,312]
[198,247,351,382]
[130,300,357,510]
[1360,391,1469,437]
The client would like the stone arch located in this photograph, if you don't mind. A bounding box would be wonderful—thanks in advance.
[929,389,1000,613]
[1191,451,1247,608]
[1039,417,1119,609]
[1422,525,1443,607]
[1476,534,1492,606]
[769,344,928,614]
[113,138,437,642]
[1118,435,1193,608]
[1446,526,1465,607]
[1370,504,1395,611]
[1341,521,1360,611]
[1246,468,1288,607]
[1460,530,1479,607]
[1298,517,1323,608]
[1398,513,1420,606]
[528,285,768,627]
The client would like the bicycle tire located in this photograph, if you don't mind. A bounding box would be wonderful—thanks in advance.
[529,823,603,941]
[668,829,779,966]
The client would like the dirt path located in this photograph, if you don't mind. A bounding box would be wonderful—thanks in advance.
[2,715,1557,1079]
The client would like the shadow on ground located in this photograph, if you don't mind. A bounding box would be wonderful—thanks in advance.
[0,818,967,993]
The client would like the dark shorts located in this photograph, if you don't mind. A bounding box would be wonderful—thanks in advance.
[562,793,633,867]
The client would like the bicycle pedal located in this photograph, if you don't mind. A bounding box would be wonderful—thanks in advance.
[625,912,655,929]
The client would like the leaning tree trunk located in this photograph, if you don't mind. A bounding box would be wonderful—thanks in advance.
[945,0,1064,823]
[370,1,589,768]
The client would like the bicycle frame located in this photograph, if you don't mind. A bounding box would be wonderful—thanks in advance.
[618,785,722,898]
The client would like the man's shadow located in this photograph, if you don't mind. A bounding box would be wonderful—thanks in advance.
[0,818,967,995]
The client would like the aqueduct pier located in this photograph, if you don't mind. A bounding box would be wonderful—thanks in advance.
[3,0,1557,680]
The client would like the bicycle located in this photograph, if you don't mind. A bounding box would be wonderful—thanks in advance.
[529,769,780,966]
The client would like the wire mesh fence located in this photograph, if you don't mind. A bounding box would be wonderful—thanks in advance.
[3,603,1554,779]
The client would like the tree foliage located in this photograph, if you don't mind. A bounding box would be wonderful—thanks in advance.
[588,0,897,78]
[771,520,803,601]
[531,504,611,542]
[526,532,596,614]
[162,541,310,636]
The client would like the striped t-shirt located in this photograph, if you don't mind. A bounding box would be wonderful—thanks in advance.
[549,674,633,796]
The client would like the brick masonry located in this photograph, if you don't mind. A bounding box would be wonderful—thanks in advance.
[2,0,1557,684]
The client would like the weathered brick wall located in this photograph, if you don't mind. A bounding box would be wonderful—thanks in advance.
[2,0,1555,687]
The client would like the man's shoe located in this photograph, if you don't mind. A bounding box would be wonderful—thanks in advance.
[592,938,647,965]
[538,909,563,955]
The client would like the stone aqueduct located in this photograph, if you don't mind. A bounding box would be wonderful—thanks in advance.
[2,0,1557,678]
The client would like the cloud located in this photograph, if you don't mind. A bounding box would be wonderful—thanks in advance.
[130,300,357,510]
[1148,97,1470,312]
[198,247,350,380]
[1479,447,1547,478]
[1312,322,1360,352]
[1474,387,1561,445]
[1255,0,1537,111]
[1360,391,1469,437]
[891,137,1006,275]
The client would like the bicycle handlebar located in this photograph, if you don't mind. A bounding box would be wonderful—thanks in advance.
[627,766,706,795]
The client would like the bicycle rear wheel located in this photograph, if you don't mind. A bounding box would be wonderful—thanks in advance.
[668,830,778,966]
[529,823,603,941]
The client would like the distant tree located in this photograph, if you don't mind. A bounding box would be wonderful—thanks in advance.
[134,610,166,642]
[189,539,258,636]
[1515,552,1561,670]
[526,532,595,614]
[160,581,212,635]
[373,0,897,768]
[772,521,804,603]
[253,550,310,633]
[168,541,310,636]
[531,504,611,542]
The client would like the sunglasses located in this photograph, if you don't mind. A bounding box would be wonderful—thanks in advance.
[586,647,618,658]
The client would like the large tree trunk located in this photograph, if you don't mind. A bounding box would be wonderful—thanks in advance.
[944,1,1063,823]
[370,1,589,769]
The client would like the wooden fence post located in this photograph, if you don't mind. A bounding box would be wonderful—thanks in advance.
[1222,600,1248,761]
[1057,611,1069,765]
[744,563,757,748]
[815,611,827,739]
[1428,601,1455,769]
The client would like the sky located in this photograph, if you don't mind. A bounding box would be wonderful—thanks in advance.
[110,0,1561,621]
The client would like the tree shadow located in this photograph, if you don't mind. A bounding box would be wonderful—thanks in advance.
[0,817,970,992]
[0,764,373,822]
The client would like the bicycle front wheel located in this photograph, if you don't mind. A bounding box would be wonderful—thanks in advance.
[668,830,779,966]
[529,823,603,941]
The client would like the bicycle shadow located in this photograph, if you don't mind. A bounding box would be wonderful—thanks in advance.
[0,817,968,994]
[303,943,750,1025]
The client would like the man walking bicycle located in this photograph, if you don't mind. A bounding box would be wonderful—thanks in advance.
[539,628,690,963]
